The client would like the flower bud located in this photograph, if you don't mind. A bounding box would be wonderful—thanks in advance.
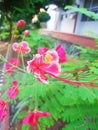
[24,30,30,36]
[17,19,26,28]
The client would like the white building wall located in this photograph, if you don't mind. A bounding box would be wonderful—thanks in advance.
[76,21,98,36]
[59,0,82,33]
[60,16,75,33]
[75,0,98,36]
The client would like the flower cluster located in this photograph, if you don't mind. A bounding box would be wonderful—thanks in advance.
[0,19,91,127]
[0,19,52,126]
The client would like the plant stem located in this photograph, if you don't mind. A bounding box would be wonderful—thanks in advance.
[34,79,38,110]
[37,123,42,130]
[21,52,25,70]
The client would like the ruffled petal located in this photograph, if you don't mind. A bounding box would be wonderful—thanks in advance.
[44,62,61,76]
[56,44,67,63]
[12,43,19,52]
[37,47,49,55]
[38,111,51,117]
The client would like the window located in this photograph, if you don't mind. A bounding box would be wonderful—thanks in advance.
[81,0,98,21]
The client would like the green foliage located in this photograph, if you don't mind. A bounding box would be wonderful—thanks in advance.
[0,32,9,40]
[0,0,35,23]
[62,104,98,130]
[0,0,74,27]
[0,17,9,40]
[75,46,98,62]
[22,124,30,130]
[23,30,55,54]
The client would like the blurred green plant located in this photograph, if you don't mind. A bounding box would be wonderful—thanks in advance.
[22,29,55,56]
[38,12,50,22]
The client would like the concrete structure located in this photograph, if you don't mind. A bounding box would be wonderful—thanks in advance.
[47,0,98,37]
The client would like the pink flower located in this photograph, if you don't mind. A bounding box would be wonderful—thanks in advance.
[0,99,8,120]
[27,47,87,86]
[12,41,31,54]
[56,44,67,63]
[24,30,30,36]
[23,110,50,126]
[7,80,19,99]
[17,19,26,28]
[27,51,61,83]
[5,58,20,73]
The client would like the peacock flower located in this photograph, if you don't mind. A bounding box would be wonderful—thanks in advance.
[7,80,19,99]
[12,41,31,54]
[27,46,87,86]
[0,99,8,120]
[17,19,26,28]
[5,58,20,73]
[23,109,50,126]
[27,51,61,83]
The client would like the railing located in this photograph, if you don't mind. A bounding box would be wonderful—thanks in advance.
[39,29,98,49]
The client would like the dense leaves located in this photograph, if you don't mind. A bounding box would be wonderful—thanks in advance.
[64,6,98,20]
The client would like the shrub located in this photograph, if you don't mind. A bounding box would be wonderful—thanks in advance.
[38,12,50,22]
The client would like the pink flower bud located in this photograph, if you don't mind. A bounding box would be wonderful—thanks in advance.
[12,80,18,87]
[8,81,19,99]
[17,19,26,28]
[8,86,19,99]
[24,30,30,36]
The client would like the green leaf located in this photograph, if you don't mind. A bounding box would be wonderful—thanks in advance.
[22,124,30,130]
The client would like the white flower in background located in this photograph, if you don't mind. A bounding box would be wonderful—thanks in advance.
[40,8,46,12]
[32,15,38,23]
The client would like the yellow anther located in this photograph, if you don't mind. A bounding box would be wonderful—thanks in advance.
[45,54,53,64]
